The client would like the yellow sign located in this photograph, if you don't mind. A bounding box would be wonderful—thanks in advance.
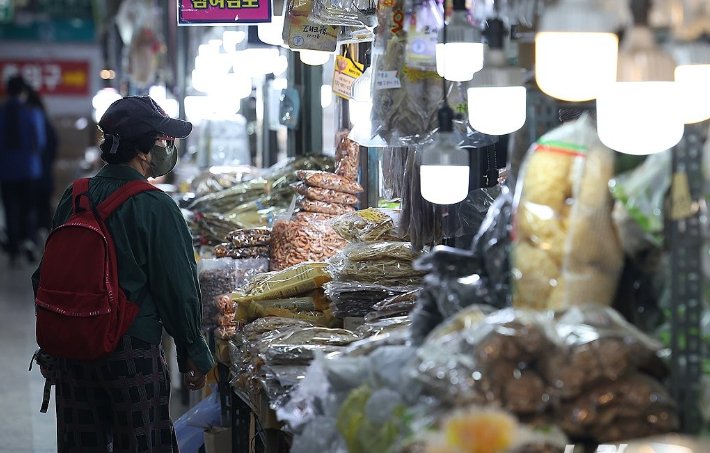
[332,55,364,99]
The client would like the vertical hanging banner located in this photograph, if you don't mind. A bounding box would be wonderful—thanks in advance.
[179,0,272,25]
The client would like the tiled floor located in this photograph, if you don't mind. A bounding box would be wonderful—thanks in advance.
[0,256,57,453]
[0,252,190,453]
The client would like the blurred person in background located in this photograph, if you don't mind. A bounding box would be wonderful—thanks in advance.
[26,86,58,239]
[0,75,45,264]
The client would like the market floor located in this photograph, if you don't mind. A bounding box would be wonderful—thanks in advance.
[0,253,190,453]
[0,255,56,453]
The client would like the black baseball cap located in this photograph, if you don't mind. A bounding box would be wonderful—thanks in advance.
[98,96,192,141]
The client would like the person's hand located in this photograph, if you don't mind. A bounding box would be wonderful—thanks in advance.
[184,359,206,391]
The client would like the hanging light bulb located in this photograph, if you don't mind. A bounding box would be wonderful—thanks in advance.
[597,0,683,155]
[258,15,285,47]
[299,49,332,66]
[468,18,526,136]
[435,0,484,82]
[535,0,619,102]
[421,105,470,204]
[666,41,710,124]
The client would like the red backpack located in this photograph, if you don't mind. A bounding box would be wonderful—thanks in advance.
[35,178,158,360]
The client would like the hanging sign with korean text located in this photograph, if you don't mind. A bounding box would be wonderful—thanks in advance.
[179,0,272,25]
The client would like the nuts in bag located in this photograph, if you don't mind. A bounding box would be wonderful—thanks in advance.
[297,170,364,194]
[292,181,360,205]
[214,243,270,259]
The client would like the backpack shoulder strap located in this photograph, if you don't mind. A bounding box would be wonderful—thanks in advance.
[72,178,91,214]
[97,180,160,220]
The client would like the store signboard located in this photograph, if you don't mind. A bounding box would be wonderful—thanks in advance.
[0,60,90,96]
[179,0,272,25]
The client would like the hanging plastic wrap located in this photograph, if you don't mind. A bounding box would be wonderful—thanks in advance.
[369,0,444,146]
[399,145,443,251]
[609,150,671,255]
[512,114,623,310]
[410,188,513,343]
[415,305,678,443]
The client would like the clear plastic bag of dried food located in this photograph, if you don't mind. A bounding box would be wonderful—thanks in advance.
[335,129,361,181]
[270,213,348,271]
[292,182,360,205]
[415,304,679,443]
[325,281,420,317]
[214,243,270,259]
[297,196,356,216]
[198,259,240,330]
[541,305,668,400]
[226,228,271,248]
[371,289,420,313]
[416,306,557,411]
[356,316,411,338]
[331,241,420,262]
[330,208,398,242]
[512,114,623,311]
[297,170,364,195]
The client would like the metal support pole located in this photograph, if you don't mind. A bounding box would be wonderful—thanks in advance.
[669,123,706,434]
[287,52,323,156]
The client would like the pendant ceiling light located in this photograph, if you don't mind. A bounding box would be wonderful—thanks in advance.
[666,40,710,124]
[420,105,470,205]
[596,0,683,155]
[299,49,332,66]
[467,18,526,136]
[435,0,484,82]
[258,15,285,47]
[535,0,619,102]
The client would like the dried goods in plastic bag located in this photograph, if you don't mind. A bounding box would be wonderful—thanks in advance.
[297,170,364,194]
[214,243,270,259]
[335,129,361,181]
[226,228,271,247]
[512,114,623,310]
[414,304,677,443]
[292,182,360,205]
[297,196,356,216]
[232,262,332,304]
[331,208,396,242]
[270,213,347,271]
[325,281,420,317]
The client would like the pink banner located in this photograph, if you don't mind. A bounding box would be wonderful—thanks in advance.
[179,0,271,24]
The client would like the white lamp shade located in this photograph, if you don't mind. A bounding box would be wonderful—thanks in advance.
[535,32,618,101]
[349,99,371,127]
[420,165,470,204]
[435,42,485,82]
[675,64,710,124]
[468,86,527,135]
[258,16,285,46]
[299,50,331,66]
[236,48,280,76]
[597,81,684,155]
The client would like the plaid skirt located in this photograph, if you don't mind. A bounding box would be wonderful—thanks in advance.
[55,335,179,453]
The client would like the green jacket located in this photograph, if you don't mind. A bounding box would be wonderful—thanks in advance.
[32,165,214,375]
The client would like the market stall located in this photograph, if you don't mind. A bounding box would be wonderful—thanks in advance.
[131,0,710,452]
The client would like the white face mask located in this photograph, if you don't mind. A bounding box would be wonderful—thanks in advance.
[149,138,177,178]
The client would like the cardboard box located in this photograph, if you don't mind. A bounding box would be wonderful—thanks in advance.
[204,426,232,453]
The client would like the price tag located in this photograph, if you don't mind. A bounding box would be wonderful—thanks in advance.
[375,71,402,90]
[332,55,363,100]
[671,172,694,220]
